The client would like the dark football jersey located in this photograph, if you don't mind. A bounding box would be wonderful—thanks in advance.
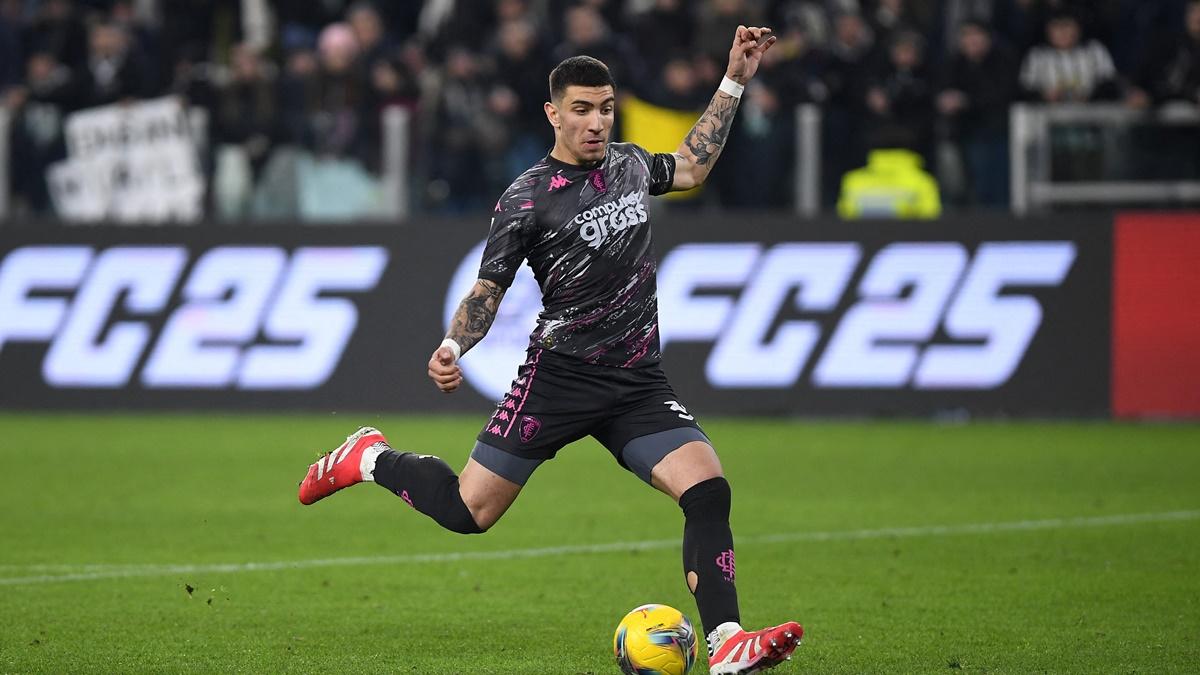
[477,142,676,368]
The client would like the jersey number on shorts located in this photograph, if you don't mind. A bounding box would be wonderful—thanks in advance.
[665,400,694,421]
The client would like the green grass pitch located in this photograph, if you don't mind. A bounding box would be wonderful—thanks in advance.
[1,413,1198,673]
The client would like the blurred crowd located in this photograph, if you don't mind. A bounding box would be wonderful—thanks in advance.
[2,0,1199,217]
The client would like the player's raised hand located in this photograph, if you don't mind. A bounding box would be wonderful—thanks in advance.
[428,345,463,393]
[726,25,776,84]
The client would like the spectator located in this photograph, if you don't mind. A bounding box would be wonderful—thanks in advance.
[22,0,88,71]
[212,43,278,218]
[718,78,794,208]
[552,4,642,93]
[546,0,625,40]
[276,0,349,54]
[868,0,934,48]
[939,20,1019,206]
[648,54,710,109]
[864,30,935,164]
[1019,11,1119,102]
[629,0,695,75]
[1122,0,1200,181]
[277,22,371,159]
[941,0,1013,57]
[768,0,830,47]
[1002,0,1115,52]
[109,0,163,92]
[1137,0,1200,105]
[489,18,552,180]
[838,148,942,218]
[360,52,419,174]
[417,0,497,62]
[495,0,534,24]
[167,42,218,111]
[214,43,278,176]
[5,51,79,213]
[698,0,762,56]
[424,46,505,211]
[278,42,319,139]
[822,10,876,204]
[82,21,150,107]
[758,25,830,107]
[1020,11,1120,181]
[346,2,395,74]
[826,10,876,105]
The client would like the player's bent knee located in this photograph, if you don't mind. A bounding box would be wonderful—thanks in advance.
[461,494,503,532]
[642,438,724,501]
[457,452,526,533]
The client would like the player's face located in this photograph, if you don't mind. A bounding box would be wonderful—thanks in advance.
[553,85,615,163]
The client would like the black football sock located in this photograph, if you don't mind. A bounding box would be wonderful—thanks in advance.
[372,449,484,534]
[680,477,740,637]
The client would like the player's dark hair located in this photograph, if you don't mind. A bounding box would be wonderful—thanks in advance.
[549,56,615,101]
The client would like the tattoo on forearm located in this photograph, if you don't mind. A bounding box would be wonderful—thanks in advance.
[447,279,505,354]
[683,91,740,169]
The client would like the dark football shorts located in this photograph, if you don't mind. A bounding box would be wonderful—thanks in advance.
[473,348,709,486]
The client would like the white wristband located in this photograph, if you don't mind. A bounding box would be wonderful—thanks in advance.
[439,338,462,362]
[719,76,745,98]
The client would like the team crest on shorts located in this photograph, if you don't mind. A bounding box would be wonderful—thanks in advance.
[519,415,542,443]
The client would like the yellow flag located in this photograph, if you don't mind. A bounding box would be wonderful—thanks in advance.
[620,95,702,200]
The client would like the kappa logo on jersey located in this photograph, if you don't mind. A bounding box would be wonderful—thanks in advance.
[0,245,388,389]
[574,191,649,249]
[548,174,571,192]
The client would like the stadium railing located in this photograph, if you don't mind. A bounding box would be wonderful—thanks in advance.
[0,107,8,220]
[0,101,412,224]
[381,106,411,221]
[794,103,822,218]
[1011,103,1200,215]
[6,102,1198,223]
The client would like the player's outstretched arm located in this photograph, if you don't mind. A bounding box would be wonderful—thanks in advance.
[428,279,506,393]
[670,25,776,191]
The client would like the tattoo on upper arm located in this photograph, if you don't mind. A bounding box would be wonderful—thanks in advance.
[683,92,740,167]
[447,279,506,354]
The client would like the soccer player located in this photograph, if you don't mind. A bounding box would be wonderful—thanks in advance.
[298,25,803,674]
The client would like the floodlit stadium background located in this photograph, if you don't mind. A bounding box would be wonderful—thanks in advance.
[1,1,1198,673]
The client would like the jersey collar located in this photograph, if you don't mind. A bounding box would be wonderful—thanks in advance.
[545,151,606,173]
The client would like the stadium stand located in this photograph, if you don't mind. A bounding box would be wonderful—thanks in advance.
[1,0,1198,219]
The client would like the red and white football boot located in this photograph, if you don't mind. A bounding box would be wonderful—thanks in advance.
[706,620,804,674]
[298,426,389,505]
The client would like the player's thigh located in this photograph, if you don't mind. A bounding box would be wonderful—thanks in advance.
[648,440,724,502]
[457,457,523,531]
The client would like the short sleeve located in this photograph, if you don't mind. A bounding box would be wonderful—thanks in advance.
[477,202,533,288]
[647,151,677,196]
[624,143,677,196]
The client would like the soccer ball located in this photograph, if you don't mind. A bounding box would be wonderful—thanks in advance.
[613,603,698,675]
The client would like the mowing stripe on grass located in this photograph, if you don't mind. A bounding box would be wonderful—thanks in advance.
[3,510,1197,587]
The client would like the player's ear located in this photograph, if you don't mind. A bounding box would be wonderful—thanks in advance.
[544,101,561,130]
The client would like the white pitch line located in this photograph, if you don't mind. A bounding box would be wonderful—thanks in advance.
[2,510,1197,587]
